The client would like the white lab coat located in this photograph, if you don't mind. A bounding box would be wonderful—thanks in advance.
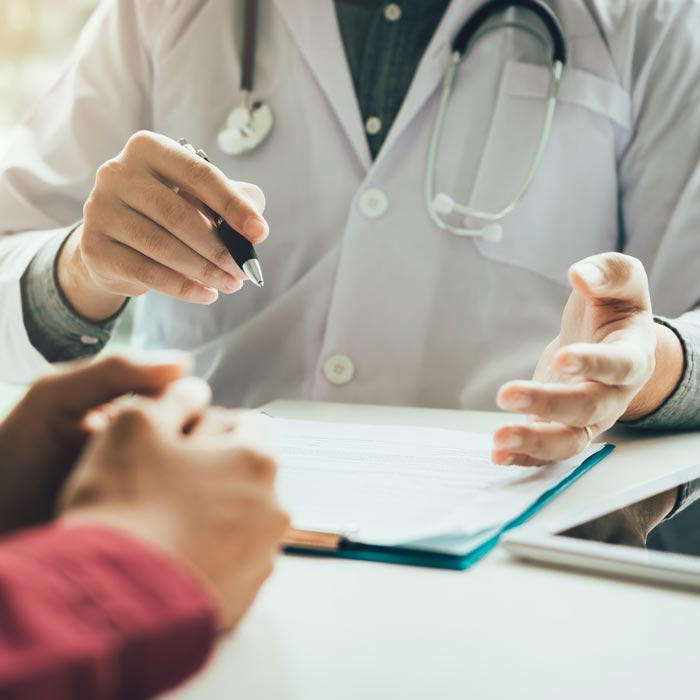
[1,0,700,410]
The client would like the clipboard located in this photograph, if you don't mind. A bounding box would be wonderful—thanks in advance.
[282,444,615,570]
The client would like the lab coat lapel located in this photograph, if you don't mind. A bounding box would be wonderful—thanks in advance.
[272,0,371,170]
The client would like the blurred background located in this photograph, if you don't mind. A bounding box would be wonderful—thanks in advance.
[0,0,132,414]
[0,0,98,150]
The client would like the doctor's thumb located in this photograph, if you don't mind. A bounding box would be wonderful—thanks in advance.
[568,253,651,308]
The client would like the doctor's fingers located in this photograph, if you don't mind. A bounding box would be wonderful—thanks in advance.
[102,207,243,294]
[569,253,651,310]
[93,238,220,304]
[104,176,246,281]
[228,181,266,214]
[497,379,627,428]
[493,422,592,466]
[124,131,269,244]
[554,341,655,387]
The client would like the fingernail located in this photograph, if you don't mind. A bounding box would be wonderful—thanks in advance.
[576,263,605,287]
[129,350,193,371]
[201,287,219,304]
[222,276,243,293]
[84,410,109,432]
[497,434,523,450]
[562,357,583,374]
[221,260,247,281]
[243,217,268,243]
[507,393,532,410]
[170,376,213,403]
[503,455,516,465]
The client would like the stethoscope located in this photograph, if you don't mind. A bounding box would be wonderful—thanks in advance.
[218,0,274,155]
[218,0,567,243]
[428,0,567,241]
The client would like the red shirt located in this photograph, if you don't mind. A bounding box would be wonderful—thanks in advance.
[0,524,217,700]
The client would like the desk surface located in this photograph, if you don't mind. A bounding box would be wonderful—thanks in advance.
[173,402,700,700]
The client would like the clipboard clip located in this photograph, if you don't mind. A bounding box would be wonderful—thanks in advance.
[282,525,354,552]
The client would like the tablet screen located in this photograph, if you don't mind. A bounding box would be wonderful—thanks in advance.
[559,479,700,557]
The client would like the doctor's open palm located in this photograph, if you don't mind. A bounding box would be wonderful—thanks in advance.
[57,131,268,321]
[493,253,683,466]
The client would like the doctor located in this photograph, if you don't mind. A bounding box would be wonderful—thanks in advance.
[1,0,700,469]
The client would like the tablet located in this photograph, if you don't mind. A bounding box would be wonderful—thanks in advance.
[503,478,700,592]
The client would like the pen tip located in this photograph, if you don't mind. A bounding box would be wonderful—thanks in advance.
[243,259,264,288]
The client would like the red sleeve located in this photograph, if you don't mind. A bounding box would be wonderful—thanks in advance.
[0,523,218,700]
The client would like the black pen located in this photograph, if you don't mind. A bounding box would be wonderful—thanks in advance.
[178,138,264,287]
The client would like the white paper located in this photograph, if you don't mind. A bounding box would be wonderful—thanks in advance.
[269,418,604,546]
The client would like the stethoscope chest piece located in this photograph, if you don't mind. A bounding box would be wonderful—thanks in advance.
[218,101,274,156]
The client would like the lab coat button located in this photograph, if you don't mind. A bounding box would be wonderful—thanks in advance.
[365,116,382,135]
[323,354,355,386]
[358,188,389,219]
[384,4,402,21]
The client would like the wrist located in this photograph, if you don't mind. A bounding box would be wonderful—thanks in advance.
[62,505,225,624]
[622,322,685,421]
[56,516,222,635]
[57,225,126,321]
[62,505,186,564]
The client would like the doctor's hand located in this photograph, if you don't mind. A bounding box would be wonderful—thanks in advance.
[58,130,268,321]
[61,378,289,631]
[493,253,684,466]
[0,354,189,534]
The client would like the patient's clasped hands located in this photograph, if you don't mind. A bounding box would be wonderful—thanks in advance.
[0,356,289,631]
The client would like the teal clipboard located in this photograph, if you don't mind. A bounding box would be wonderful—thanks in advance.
[284,444,615,571]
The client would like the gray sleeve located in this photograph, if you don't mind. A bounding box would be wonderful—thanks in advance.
[19,230,127,362]
[669,478,700,518]
[626,313,700,514]
[625,313,700,432]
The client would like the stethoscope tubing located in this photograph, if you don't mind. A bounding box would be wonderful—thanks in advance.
[452,0,567,63]
[426,0,567,238]
[226,0,568,240]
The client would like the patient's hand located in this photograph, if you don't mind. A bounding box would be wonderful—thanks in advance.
[0,355,187,533]
[61,378,290,631]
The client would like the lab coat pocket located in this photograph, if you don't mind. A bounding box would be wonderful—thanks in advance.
[468,60,632,286]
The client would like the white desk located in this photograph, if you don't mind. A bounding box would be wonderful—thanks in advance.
[174,402,700,700]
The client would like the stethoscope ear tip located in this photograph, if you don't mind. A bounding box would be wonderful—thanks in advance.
[431,193,504,241]
[480,224,503,243]
[431,192,455,215]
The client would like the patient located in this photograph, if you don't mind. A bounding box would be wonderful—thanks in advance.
[0,355,289,700]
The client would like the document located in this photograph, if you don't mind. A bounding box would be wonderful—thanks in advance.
[269,418,602,547]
